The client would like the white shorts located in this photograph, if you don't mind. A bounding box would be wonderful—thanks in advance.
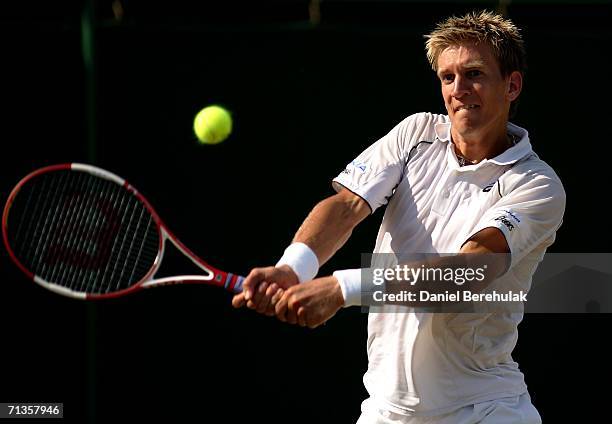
[356,392,542,424]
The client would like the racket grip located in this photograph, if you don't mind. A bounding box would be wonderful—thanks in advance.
[231,275,246,293]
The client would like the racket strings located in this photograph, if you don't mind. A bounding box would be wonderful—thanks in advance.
[97,193,144,292]
[44,172,97,285]
[38,172,91,284]
[17,172,54,265]
[13,172,43,254]
[8,170,160,294]
[126,212,154,288]
[86,180,130,292]
[61,174,116,292]
[68,175,113,290]
[25,172,71,272]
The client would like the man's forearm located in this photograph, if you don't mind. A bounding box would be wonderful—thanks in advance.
[337,227,511,308]
[292,190,370,267]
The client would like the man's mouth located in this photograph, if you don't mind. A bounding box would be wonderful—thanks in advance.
[455,104,479,112]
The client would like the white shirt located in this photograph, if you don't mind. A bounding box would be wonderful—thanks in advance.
[332,112,566,416]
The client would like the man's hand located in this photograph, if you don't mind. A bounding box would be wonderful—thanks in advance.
[231,265,299,315]
[275,275,344,328]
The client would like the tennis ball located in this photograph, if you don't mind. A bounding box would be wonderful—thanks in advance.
[193,105,232,144]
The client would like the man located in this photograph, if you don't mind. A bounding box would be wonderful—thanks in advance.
[233,10,565,423]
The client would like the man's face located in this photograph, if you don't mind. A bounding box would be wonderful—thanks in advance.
[437,42,519,138]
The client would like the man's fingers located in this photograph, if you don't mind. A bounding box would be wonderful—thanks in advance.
[232,293,246,308]
[297,306,307,327]
[247,282,268,310]
[275,292,289,322]
[266,283,279,297]
[255,282,271,313]
[270,287,284,305]
[242,268,266,301]
[286,298,301,325]
[240,265,300,308]
[264,284,280,316]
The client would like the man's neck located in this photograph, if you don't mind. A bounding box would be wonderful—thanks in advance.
[451,126,513,165]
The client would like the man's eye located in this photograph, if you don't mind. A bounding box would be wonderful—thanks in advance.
[442,74,454,83]
[467,70,482,78]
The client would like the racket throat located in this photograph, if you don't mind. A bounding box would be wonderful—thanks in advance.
[141,275,214,288]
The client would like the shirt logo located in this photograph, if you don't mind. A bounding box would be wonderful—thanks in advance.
[502,209,521,223]
[494,215,515,231]
[483,180,498,192]
[351,160,367,172]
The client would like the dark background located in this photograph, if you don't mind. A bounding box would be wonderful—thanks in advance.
[1,0,609,422]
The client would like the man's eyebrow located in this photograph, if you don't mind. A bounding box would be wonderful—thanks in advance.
[463,60,486,68]
[437,60,486,76]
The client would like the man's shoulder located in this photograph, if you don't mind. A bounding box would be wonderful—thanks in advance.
[505,122,563,188]
[503,152,565,196]
[513,153,562,182]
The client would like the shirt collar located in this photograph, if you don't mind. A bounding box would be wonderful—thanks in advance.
[434,121,533,166]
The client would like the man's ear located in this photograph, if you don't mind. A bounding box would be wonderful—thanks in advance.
[508,71,523,102]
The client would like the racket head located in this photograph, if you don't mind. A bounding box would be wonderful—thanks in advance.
[2,163,166,299]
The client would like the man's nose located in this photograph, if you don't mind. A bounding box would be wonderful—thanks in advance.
[452,76,470,98]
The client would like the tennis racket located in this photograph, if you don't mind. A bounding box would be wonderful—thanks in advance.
[2,163,245,300]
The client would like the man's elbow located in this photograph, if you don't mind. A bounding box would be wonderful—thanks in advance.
[335,188,371,227]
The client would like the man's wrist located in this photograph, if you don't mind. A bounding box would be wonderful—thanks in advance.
[276,242,319,283]
[332,268,362,307]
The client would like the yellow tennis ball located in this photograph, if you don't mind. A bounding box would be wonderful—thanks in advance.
[193,105,232,144]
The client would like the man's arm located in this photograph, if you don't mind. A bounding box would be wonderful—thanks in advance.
[274,226,510,327]
[459,226,509,280]
[231,187,370,312]
[292,188,371,267]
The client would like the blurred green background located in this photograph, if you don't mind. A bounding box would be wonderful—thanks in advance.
[1,1,609,422]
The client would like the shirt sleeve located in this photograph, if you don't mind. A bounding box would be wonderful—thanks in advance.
[465,162,566,271]
[332,113,425,213]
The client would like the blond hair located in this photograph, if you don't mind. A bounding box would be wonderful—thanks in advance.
[425,10,526,77]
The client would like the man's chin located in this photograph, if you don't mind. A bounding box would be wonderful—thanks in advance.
[450,118,478,135]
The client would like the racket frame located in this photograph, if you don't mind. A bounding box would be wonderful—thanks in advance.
[2,163,244,300]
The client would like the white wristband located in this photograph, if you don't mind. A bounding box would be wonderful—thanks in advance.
[333,268,362,307]
[276,242,319,283]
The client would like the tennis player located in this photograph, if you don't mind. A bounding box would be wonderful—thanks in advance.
[233,10,565,423]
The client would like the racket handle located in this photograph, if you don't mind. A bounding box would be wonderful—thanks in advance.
[231,275,246,293]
